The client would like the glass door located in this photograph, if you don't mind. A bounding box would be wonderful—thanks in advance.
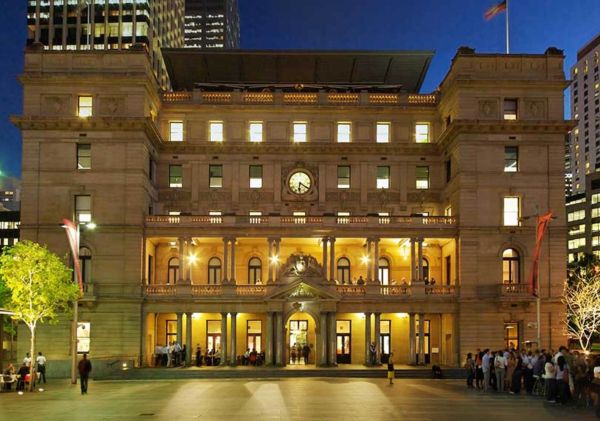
[415,319,431,364]
[336,320,352,364]
[289,320,308,364]
[380,320,391,363]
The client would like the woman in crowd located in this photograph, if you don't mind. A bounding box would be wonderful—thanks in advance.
[465,352,475,389]
[556,355,571,404]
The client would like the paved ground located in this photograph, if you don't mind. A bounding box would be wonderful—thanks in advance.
[0,378,595,421]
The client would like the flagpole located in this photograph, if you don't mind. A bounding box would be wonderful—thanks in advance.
[505,0,510,54]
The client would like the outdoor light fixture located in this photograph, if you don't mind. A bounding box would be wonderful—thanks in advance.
[122,362,129,370]
[85,221,97,230]
[188,253,198,265]
[361,255,369,265]
[270,255,279,264]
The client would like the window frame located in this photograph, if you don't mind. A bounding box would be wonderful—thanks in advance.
[76,143,91,170]
[416,166,430,190]
[248,257,262,285]
[376,166,390,189]
[502,248,520,284]
[74,194,92,224]
[292,121,308,143]
[209,121,224,142]
[337,165,351,189]
[169,164,183,188]
[503,196,520,226]
[78,95,93,118]
[337,257,351,284]
[415,122,430,143]
[208,257,222,284]
[209,164,223,189]
[249,121,263,143]
[503,98,518,120]
[249,165,263,189]
[504,146,519,172]
[376,122,391,143]
[336,122,352,143]
[169,121,184,142]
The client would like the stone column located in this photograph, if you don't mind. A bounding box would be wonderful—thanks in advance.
[374,238,380,283]
[374,313,381,365]
[185,312,193,365]
[319,312,328,366]
[364,312,372,365]
[178,239,185,283]
[223,238,229,283]
[329,238,336,282]
[267,239,274,283]
[220,313,228,366]
[410,238,416,283]
[322,237,328,279]
[418,313,425,365]
[176,312,183,346]
[230,312,237,365]
[230,238,237,284]
[409,312,416,365]
[417,238,424,282]
[140,311,147,367]
[265,312,273,365]
[366,239,372,282]
[328,312,337,366]
[275,312,284,365]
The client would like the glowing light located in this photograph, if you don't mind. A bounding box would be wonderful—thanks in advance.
[85,221,97,230]
[188,253,198,265]
[361,255,369,265]
[270,255,279,264]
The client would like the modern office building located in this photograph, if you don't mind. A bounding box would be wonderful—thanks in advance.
[568,33,600,194]
[26,0,185,89]
[566,171,600,263]
[12,46,570,375]
[184,0,239,48]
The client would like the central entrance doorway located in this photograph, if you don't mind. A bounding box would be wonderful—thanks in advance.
[287,312,316,365]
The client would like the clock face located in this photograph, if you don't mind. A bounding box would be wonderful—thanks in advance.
[289,171,312,194]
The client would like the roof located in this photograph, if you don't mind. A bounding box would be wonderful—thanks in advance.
[577,33,600,61]
[162,49,434,93]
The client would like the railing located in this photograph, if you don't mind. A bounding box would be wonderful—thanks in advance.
[161,91,439,107]
[380,285,411,296]
[425,285,456,295]
[145,285,177,296]
[235,285,267,296]
[335,285,366,296]
[498,283,533,297]
[146,215,457,229]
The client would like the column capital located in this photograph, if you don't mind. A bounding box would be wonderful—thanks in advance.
[329,237,336,244]
[230,312,238,317]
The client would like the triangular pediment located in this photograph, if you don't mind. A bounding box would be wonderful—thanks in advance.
[267,278,340,301]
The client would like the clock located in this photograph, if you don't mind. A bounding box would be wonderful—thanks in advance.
[288,171,312,195]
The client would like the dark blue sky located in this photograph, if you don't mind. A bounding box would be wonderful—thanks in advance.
[1,0,599,178]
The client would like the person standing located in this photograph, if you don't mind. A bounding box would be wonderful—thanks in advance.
[78,353,92,395]
[465,353,475,389]
[23,352,32,368]
[369,342,377,366]
[387,352,395,385]
[36,351,47,384]
[195,345,202,367]
[494,350,507,393]
[482,349,492,392]
[302,343,311,365]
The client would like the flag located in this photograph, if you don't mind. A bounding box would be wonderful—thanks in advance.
[63,218,83,293]
[527,212,554,297]
[485,0,507,20]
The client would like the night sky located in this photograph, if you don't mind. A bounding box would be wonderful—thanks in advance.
[0,0,599,178]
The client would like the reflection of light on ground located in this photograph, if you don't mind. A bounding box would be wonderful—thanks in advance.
[242,382,289,418]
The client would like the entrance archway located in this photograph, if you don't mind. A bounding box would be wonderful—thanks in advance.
[286,311,317,366]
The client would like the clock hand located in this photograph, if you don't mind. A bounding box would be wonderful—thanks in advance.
[299,182,308,190]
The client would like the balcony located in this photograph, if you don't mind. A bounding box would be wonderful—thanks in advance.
[497,283,535,301]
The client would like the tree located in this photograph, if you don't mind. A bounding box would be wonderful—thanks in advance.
[0,241,80,391]
[563,269,600,352]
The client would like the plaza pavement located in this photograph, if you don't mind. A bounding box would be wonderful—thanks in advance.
[0,378,595,421]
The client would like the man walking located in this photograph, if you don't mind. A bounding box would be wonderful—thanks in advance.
[78,353,92,395]
[36,351,47,384]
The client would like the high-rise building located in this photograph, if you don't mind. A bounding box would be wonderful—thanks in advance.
[26,0,185,89]
[569,33,600,194]
[184,0,239,48]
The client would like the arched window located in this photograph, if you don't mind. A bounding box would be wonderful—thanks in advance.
[422,258,429,282]
[208,257,222,284]
[337,257,351,284]
[79,247,92,285]
[378,257,390,285]
[168,257,179,285]
[248,257,262,284]
[502,248,520,284]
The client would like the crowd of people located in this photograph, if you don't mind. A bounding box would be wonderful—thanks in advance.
[465,345,600,417]
[2,351,48,392]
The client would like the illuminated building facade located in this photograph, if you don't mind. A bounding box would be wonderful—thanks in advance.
[184,0,239,49]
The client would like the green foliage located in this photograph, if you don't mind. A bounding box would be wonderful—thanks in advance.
[0,241,80,329]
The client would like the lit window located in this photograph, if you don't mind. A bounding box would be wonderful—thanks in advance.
[77,144,91,170]
[249,122,263,143]
[170,121,184,142]
[337,166,351,189]
[503,197,520,226]
[249,165,263,189]
[504,146,518,172]
[209,165,223,188]
[503,99,518,120]
[168,211,181,216]
[293,122,307,143]
[416,166,429,189]
[444,206,452,216]
[376,166,390,189]
[169,165,182,188]
[249,211,262,224]
[568,238,586,250]
[293,211,306,224]
[376,123,390,143]
[415,123,430,143]
[209,121,224,142]
[75,195,92,223]
[337,122,351,143]
[337,211,350,224]
[78,96,93,118]
[502,248,520,284]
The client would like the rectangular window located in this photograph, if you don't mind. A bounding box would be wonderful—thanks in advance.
[337,165,351,189]
[415,123,430,143]
[293,211,306,224]
[78,96,93,118]
[593,207,600,219]
[337,211,350,224]
[169,121,184,142]
[377,166,390,189]
[209,121,224,142]
[416,166,430,189]
[209,165,223,188]
[293,122,307,143]
[568,209,585,222]
[337,122,351,143]
[169,165,182,188]
[504,146,518,172]
[247,320,262,353]
[592,193,600,204]
[77,144,91,170]
[503,98,518,120]
[249,122,263,143]
[444,206,452,216]
[503,197,520,226]
[249,165,263,189]
[376,122,390,143]
[75,195,92,223]
[568,238,586,249]
[249,211,262,224]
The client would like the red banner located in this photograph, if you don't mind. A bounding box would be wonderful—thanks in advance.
[62,218,83,293]
[484,0,507,21]
[527,212,553,296]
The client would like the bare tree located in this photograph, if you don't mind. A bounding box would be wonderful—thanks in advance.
[563,271,600,352]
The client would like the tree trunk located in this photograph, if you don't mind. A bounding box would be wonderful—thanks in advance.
[28,327,35,392]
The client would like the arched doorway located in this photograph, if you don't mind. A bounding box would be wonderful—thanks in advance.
[286,311,317,366]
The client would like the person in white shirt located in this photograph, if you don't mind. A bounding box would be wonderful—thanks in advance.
[494,351,507,392]
[23,353,32,367]
[482,349,492,391]
[36,352,47,384]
